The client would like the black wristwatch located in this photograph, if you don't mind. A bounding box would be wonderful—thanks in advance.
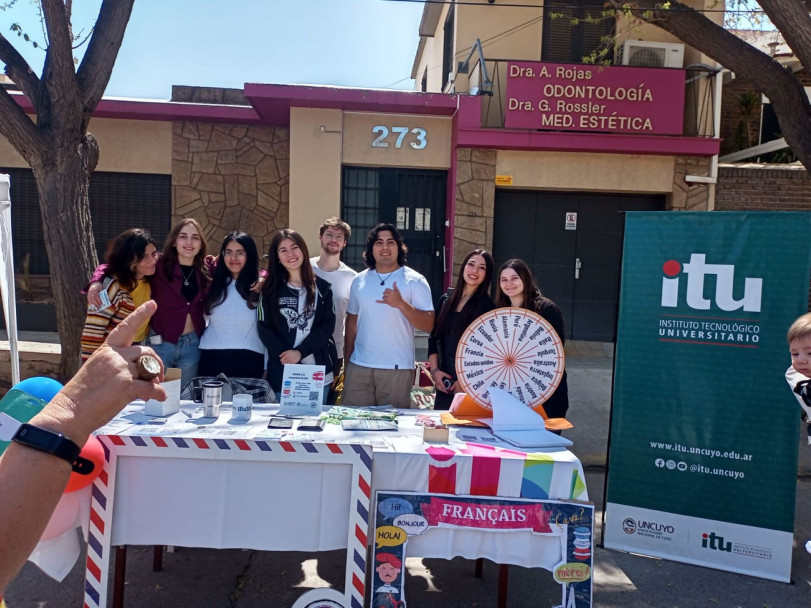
[12,424,95,475]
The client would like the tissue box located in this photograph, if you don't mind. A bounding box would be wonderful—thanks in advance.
[144,368,182,416]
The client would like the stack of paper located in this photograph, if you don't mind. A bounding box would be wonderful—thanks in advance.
[482,388,572,448]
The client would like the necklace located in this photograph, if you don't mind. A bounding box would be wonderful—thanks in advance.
[180,265,194,286]
[374,269,394,286]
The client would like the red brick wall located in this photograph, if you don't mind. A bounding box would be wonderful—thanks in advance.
[716,164,811,211]
[720,78,761,156]
[716,164,811,309]
[720,71,811,156]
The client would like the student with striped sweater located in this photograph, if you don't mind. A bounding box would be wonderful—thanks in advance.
[81,229,158,361]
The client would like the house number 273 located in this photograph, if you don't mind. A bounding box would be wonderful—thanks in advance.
[371,126,427,150]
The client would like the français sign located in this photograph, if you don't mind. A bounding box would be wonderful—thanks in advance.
[505,61,685,135]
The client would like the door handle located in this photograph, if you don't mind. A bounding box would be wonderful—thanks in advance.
[575,258,581,280]
[442,246,447,273]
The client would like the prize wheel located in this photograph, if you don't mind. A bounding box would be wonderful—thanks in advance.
[455,307,565,414]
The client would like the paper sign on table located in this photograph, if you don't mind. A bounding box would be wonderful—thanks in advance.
[278,364,325,416]
[482,387,572,448]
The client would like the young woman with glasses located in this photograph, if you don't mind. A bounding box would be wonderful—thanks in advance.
[197,231,265,378]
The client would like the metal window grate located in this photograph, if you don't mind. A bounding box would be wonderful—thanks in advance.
[342,167,379,271]
[1,168,171,275]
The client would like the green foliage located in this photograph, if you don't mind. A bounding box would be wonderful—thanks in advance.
[9,22,38,49]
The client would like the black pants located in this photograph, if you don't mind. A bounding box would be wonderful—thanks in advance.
[198,349,264,379]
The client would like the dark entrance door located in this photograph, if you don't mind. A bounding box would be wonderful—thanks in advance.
[342,166,446,301]
[493,190,664,341]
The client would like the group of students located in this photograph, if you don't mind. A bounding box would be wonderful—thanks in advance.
[80,218,355,402]
[79,216,568,415]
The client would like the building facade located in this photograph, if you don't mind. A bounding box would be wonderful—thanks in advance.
[2,0,731,340]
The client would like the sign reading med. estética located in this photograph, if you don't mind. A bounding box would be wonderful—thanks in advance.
[505,61,685,135]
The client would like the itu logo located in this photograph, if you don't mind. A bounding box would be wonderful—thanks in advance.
[701,531,732,552]
[661,254,762,312]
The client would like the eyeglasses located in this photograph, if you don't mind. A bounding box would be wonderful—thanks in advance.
[322,231,345,242]
[224,250,246,258]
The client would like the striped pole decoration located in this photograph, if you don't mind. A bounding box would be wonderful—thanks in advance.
[83,433,372,608]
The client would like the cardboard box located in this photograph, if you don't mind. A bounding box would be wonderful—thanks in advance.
[422,425,449,443]
[144,368,182,416]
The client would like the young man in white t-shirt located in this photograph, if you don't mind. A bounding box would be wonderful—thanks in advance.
[310,217,357,402]
[344,223,434,408]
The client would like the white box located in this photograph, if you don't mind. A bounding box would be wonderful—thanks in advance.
[144,368,182,416]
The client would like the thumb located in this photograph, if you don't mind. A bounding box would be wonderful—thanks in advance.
[392,281,399,291]
[107,300,158,348]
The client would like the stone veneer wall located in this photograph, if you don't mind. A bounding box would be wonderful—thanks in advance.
[670,157,712,211]
[454,149,496,275]
[172,122,289,256]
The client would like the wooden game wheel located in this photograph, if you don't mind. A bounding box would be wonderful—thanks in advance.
[455,307,565,412]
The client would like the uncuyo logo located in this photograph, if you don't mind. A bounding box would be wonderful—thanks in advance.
[661,254,762,312]
[622,518,636,534]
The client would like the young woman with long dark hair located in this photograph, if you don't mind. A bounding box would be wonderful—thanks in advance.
[87,218,212,387]
[198,231,265,378]
[496,258,569,418]
[258,229,337,400]
[428,249,495,410]
[81,229,158,360]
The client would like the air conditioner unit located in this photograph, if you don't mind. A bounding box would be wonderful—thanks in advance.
[620,40,685,68]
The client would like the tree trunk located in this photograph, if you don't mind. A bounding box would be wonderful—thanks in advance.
[31,133,99,382]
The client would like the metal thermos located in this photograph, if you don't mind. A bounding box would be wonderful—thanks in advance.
[202,381,223,417]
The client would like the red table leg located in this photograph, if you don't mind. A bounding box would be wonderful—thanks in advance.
[152,545,163,572]
[497,564,509,608]
[113,546,127,608]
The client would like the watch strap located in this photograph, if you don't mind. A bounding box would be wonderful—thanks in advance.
[12,423,96,475]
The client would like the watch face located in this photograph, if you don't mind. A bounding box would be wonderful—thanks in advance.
[17,425,63,451]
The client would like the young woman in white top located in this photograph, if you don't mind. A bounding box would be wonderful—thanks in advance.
[198,231,265,378]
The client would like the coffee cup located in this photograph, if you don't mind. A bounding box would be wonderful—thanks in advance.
[231,393,253,423]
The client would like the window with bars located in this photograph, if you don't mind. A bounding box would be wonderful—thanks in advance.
[341,167,379,271]
[1,168,171,275]
[542,0,614,64]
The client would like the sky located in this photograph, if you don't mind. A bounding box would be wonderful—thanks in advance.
[1,0,425,100]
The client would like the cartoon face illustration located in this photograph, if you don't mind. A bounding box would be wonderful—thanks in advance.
[376,561,399,584]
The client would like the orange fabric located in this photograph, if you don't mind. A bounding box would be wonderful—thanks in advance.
[445,391,573,430]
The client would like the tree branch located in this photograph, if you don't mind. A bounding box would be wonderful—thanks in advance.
[0,88,48,163]
[758,0,811,72]
[77,0,135,122]
[610,0,811,169]
[40,0,77,86]
[0,31,41,109]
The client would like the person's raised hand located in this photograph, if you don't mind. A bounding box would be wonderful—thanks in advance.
[52,301,167,438]
[376,281,405,310]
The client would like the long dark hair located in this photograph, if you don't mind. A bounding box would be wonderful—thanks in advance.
[432,249,494,339]
[495,258,542,309]
[161,218,210,286]
[205,231,260,315]
[103,228,157,292]
[362,223,407,269]
[263,229,316,324]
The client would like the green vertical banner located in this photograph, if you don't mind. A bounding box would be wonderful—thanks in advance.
[604,212,811,582]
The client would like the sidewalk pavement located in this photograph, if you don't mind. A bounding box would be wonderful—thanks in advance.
[4,341,811,607]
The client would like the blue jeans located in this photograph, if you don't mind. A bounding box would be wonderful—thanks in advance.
[151,331,200,391]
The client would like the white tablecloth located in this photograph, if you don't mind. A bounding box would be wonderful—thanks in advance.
[99,402,587,561]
